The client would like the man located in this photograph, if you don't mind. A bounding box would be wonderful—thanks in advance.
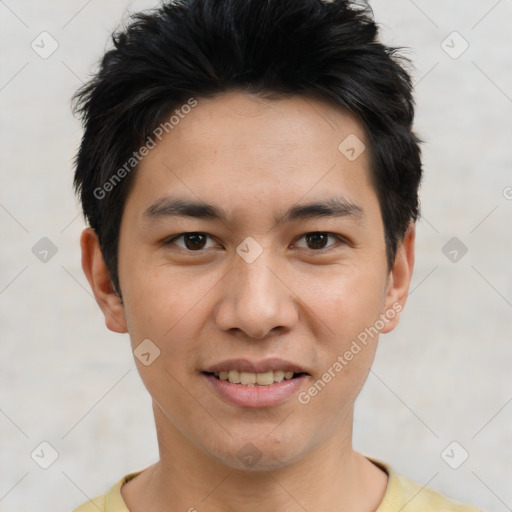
[72,0,482,510]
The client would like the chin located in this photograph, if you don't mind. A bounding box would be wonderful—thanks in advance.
[208,434,309,472]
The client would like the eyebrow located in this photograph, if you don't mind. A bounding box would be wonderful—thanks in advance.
[143,196,364,225]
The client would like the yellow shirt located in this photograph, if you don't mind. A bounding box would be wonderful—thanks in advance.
[73,460,483,512]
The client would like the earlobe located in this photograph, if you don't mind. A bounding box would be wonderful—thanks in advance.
[380,222,415,334]
[80,228,128,334]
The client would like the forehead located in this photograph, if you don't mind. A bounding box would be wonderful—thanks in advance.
[125,90,376,223]
[162,90,366,162]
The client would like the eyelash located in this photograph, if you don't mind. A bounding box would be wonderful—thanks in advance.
[164,232,346,252]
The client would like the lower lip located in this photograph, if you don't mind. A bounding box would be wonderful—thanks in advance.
[202,373,309,408]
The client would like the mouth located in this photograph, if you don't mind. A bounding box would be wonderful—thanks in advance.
[200,358,311,407]
[201,368,311,408]
[202,370,310,386]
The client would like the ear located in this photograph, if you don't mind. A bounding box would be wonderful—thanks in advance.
[80,227,127,333]
[380,222,415,334]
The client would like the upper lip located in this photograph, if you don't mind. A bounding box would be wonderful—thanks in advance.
[202,358,310,374]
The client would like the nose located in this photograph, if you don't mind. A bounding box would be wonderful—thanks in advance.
[214,250,299,339]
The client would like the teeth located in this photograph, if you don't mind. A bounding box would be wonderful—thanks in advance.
[228,370,240,383]
[240,371,256,385]
[256,371,274,385]
[214,370,299,386]
[273,370,285,382]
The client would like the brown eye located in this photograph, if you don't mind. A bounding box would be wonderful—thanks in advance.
[167,232,215,251]
[304,232,330,250]
[294,232,344,251]
[183,233,208,250]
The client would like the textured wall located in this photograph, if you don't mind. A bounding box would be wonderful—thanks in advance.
[0,1,511,511]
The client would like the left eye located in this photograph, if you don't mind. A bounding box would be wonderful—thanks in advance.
[167,232,217,251]
[295,232,339,250]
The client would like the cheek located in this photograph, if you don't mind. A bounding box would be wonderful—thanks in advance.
[121,265,221,397]
[298,264,388,340]
[122,277,207,416]
[121,261,212,339]
[297,265,386,400]
[297,321,380,423]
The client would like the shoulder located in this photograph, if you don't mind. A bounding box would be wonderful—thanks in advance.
[373,460,484,512]
[72,472,140,512]
[73,494,106,512]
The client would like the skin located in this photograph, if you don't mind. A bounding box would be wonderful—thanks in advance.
[81,90,415,512]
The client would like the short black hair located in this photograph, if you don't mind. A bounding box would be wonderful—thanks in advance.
[73,0,422,294]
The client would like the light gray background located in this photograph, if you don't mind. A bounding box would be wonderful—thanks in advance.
[1,1,511,511]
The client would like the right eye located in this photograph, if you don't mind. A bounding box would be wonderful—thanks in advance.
[165,232,218,251]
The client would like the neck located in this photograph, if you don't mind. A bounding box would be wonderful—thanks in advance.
[122,404,388,512]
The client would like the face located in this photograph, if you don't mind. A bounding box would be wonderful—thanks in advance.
[83,91,413,472]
